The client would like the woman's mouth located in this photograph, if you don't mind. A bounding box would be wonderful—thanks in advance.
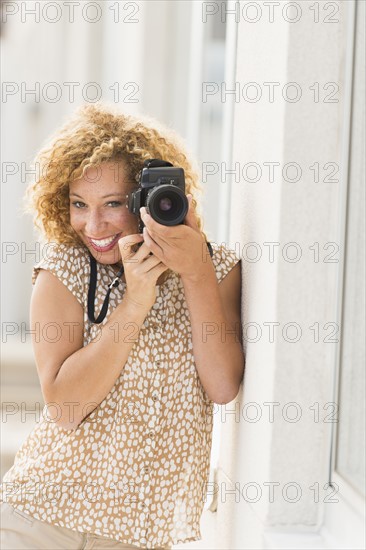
[87,233,122,252]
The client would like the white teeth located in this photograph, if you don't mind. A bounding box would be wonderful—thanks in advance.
[90,234,117,247]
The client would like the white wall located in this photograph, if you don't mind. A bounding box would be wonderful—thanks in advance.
[207,1,365,549]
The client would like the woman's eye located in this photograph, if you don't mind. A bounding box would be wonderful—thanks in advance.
[71,201,122,208]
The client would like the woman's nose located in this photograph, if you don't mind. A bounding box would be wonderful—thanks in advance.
[85,211,106,236]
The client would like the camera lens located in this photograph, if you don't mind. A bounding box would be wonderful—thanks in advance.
[146,185,188,226]
[159,197,173,212]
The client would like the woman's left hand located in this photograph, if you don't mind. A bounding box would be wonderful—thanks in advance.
[140,194,211,282]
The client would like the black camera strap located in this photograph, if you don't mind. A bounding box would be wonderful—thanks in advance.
[87,256,124,324]
[87,241,214,325]
[206,241,213,259]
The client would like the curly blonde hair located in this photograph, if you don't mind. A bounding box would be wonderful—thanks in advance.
[23,102,208,251]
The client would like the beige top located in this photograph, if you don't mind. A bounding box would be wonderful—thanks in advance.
[0,241,240,549]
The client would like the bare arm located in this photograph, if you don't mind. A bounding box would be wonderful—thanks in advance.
[181,260,244,404]
[31,269,150,431]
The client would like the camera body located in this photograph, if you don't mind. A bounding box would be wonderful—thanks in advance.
[126,159,189,232]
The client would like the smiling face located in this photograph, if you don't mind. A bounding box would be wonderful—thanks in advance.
[69,161,138,266]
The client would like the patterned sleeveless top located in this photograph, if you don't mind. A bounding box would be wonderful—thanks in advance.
[0,241,240,549]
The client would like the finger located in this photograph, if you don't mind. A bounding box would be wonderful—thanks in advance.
[121,240,155,265]
[142,226,164,258]
[118,234,143,261]
[144,258,169,277]
[133,241,157,262]
[184,194,199,229]
[142,254,165,273]
[140,208,173,240]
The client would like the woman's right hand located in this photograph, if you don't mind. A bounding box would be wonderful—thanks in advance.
[117,233,169,311]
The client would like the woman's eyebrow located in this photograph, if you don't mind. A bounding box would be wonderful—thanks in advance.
[69,192,125,198]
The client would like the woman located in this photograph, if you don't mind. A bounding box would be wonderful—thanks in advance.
[0,103,244,549]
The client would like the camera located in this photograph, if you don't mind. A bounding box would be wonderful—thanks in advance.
[126,158,189,232]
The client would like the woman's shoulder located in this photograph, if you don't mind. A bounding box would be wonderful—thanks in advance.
[34,242,90,268]
[31,242,91,301]
[209,241,241,283]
